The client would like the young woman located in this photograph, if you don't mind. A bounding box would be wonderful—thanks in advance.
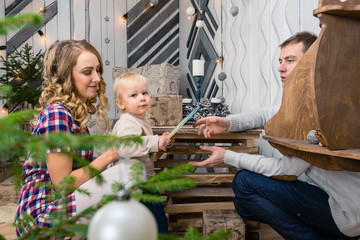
[15,40,121,238]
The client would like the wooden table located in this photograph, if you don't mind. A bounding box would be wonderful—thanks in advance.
[152,126,262,233]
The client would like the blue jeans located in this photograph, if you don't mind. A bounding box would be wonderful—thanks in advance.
[142,193,168,234]
[232,170,349,240]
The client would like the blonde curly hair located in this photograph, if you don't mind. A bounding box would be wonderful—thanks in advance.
[38,40,109,132]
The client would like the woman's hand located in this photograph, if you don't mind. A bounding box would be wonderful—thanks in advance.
[188,145,226,167]
[193,116,231,138]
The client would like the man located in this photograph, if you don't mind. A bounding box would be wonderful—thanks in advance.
[191,31,360,239]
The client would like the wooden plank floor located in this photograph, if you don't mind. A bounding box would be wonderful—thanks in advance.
[0,177,18,240]
[0,222,284,240]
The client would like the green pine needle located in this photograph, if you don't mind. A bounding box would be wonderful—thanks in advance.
[0,85,12,96]
[129,161,145,183]
[141,178,196,193]
[130,192,163,203]
[148,164,195,182]
[0,13,42,35]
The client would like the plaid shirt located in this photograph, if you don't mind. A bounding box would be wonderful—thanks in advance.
[15,103,93,239]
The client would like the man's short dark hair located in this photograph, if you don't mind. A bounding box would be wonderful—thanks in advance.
[280,31,317,53]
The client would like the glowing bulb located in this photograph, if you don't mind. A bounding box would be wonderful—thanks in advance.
[2,107,8,115]
[40,6,45,12]
[216,57,223,63]
[121,14,128,22]
[149,0,159,7]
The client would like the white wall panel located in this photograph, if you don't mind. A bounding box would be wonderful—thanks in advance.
[5,0,13,8]
[89,0,102,57]
[45,17,57,50]
[57,0,71,40]
[72,0,86,40]
[113,0,127,68]
[100,0,116,118]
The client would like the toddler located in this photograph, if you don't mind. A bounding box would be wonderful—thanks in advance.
[112,72,173,233]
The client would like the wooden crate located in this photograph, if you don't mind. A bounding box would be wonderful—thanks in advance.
[203,209,245,240]
[152,126,262,234]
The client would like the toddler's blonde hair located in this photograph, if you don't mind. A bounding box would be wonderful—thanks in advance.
[113,72,148,100]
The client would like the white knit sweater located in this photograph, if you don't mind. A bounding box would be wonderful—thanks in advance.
[224,106,360,237]
[112,113,158,177]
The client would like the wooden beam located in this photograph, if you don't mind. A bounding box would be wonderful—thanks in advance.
[5,0,32,16]
[168,218,203,230]
[167,187,234,197]
[163,145,259,155]
[155,158,234,168]
[185,174,235,183]
[6,1,58,55]
[165,201,235,213]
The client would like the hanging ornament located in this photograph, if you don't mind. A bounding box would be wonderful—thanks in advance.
[218,72,227,81]
[196,19,205,28]
[230,6,239,17]
[88,199,157,240]
[186,6,195,16]
[218,72,227,103]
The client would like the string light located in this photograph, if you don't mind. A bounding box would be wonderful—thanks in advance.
[216,57,223,63]
[39,6,45,12]
[2,106,8,114]
[38,30,46,41]
[121,13,128,22]
[149,0,159,7]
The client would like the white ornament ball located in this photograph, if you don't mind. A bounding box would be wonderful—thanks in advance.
[186,6,195,16]
[307,130,320,144]
[88,200,157,240]
[196,19,205,28]
[230,6,239,17]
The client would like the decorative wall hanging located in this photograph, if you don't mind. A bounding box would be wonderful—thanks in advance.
[185,0,219,101]
[125,0,180,68]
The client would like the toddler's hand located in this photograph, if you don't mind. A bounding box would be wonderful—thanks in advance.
[158,132,174,151]
[163,132,175,146]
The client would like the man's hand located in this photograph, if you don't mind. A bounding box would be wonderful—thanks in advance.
[189,145,226,167]
[193,116,230,138]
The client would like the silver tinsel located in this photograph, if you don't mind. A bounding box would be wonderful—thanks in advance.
[183,98,230,124]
